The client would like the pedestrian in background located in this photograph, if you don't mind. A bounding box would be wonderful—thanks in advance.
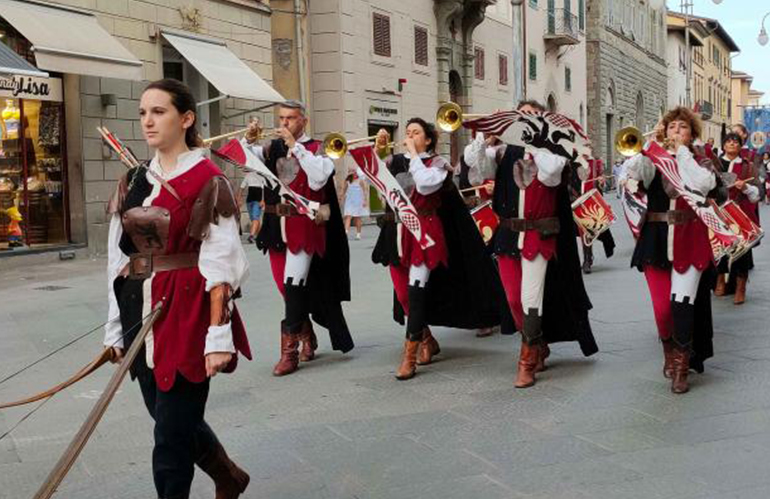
[238,170,264,243]
[612,160,624,198]
[342,166,370,240]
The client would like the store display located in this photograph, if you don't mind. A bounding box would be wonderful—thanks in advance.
[38,101,61,147]
[2,99,19,140]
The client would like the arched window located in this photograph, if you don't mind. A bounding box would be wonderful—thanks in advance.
[635,91,645,129]
[547,93,558,112]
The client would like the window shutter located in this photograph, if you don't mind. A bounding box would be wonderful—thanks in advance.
[565,66,572,92]
[373,13,391,57]
[414,26,428,66]
[499,55,508,85]
[529,53,537,81]
[475,47,485,80]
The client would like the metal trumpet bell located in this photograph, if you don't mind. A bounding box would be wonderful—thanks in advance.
[436,102,463,133]
[615,126,643,157]
[323,132,348,159]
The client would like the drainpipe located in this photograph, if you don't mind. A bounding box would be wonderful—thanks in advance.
[295,0,307,105]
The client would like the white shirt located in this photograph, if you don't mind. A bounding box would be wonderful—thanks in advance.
[241,133,334,191]
[405,151,450,195]
[104,149,249,356]
[240,171,263,190]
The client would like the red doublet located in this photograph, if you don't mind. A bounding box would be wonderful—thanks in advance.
[728,160,760,225]
[521,177,559,261]
[284,140,328,256]
[148,159,251,392]
[671,196,713,273]
[400,157,449,269]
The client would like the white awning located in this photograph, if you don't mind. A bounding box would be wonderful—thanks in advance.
[0,0,143,80]
[162,29,285,104]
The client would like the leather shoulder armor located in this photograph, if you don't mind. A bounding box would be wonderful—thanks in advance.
[106,174,129,215]
[188,175,240,241]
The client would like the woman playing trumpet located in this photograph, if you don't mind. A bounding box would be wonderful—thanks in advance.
[369,118,502,380]
[621,107,720,394]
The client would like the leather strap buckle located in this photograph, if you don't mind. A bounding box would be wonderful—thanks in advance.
[276,203,295,217]
[128,253,153,280]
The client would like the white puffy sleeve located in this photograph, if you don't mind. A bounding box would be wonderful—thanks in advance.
[676,145,716,193]
[410,155,449,195]
[198,215,249,354]
[743,183,761,203]
[240,138,266,163]
[292,142,335,191]
[104,213,129,349]
[532,150,567,187]
[622,154,656,189]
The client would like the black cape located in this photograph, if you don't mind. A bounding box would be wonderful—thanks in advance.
[373,154,503,330]
[216,138,354,353]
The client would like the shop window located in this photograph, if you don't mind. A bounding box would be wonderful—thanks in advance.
[0,96,66,250]
[529,52,537,81]
[498,54,508,86]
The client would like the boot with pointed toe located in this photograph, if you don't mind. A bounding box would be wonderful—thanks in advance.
[299,320,318,362]
[714,274,726,296]
[197,442,251,499]
[272,325,299,376]
[396,340,420,380]
[734,276,747,305]
[515,342,540,388]
[417,328,441,365]
[662,339,674,379]
[535,343,550,373]
[671,347,691,394]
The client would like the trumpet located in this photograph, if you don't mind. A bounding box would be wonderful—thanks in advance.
[322,133,395,159]
[614,127,661,157]
[435,102,488,133]
[203,126,279,146]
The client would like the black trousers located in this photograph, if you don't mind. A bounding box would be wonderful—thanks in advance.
[138,373,215,498]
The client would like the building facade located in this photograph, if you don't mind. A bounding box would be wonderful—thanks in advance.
[524,0,588,128]
[585,0,667,168]
[302,0,514,173]
[666,12,707,109]
[0,0,280,262]
[685,14,738,146]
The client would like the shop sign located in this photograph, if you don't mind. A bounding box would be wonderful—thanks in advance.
[368,104,399,121]
[0,75,63,102]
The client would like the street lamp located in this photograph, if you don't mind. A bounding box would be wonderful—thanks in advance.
[759,12,770,46]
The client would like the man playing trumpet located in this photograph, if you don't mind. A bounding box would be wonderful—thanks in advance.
[242,100,353,376]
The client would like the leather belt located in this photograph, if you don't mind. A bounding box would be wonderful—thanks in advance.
[264,203,300,217]
[647,210,697,225]
[499,216,560,236]
[127,252,199,280]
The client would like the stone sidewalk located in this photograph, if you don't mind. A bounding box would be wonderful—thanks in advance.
[1,199,770,499]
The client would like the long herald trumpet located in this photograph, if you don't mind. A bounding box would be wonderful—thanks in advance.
[322,133,395,159]
[614,127,660,157]
[436,102,489,133]
[203,127,279,146]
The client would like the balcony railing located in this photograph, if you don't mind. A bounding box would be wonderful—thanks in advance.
[697,100,714,120]
[545,8,580,46]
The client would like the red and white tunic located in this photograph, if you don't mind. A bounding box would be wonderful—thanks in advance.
[104,149,251,391]
[518,151,567,262]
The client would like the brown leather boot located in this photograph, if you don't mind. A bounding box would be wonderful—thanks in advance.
[417,328,441,365]
[671,347,690,394]
[197,442,251,499]
[535,343,550,373]
[714,274,726,296]
[273,327,299,376]
[395,340,420,380]
[299,320,318,362]
[734,277,747,305]
[515,342,540,388]
[662,339,674,379]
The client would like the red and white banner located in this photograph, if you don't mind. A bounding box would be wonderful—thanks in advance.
[349,145,433,249]
[213,139,319,221]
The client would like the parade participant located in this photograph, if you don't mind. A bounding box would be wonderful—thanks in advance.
[237,170,264,243]
[370,118,502,380]
[763,151,770,205]
[242,101,352,376]
[714,132,761,304]
[342,166,370,240]
[104,78,252,499]
[623,107,718,394]
[464,101,598,389]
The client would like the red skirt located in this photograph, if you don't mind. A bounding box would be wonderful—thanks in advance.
[285,215,327,257]
[672,198,713,273]
[399,214,448,269]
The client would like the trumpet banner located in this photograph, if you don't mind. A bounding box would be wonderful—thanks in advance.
[213,139,319,221]
[348,145,434,249]
[643,142,739,260]
[464,110,592,170]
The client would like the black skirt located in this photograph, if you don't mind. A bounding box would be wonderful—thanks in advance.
[631,221,671,271]
[372,218,400,267]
